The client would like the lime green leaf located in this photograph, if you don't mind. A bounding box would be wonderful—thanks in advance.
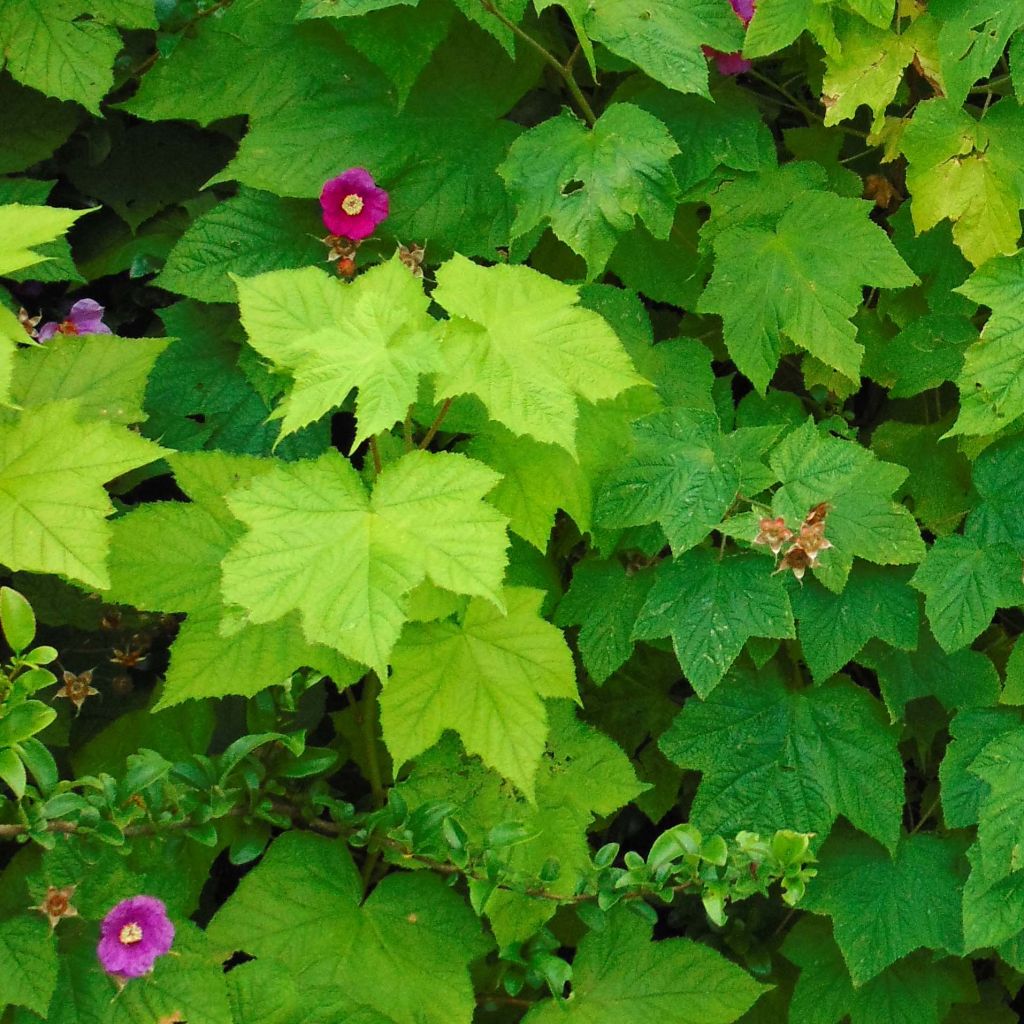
[771,419,925,570]
[901,98,1024,269]
[800,829,966,985]
[237,259,441,445]
[155,188,326,304]
[950,251,1024,436]
[0,0,122,112]
[932,0,1024,105]
[465,423,591,550]
[660,667,902,849]
[381,588,577,798]
[632,550,795,698]
[0,204,89,277]
[821,16,918,132]
[595,410,777,555]
[222,450,508,672]
[911,535,1024,653]
[432,255,646,453]
[12,335,168,425]
[782,917,977,1024]
[0,915,57,1016]
[584,0,744,98]
[208,833,488,1024]
[793,563,919,682]
[0,401,163,588]
[863,630,1000,722]
[499,104,679,278]
[555,559,656,683]
[698,169,917,389]
[523,905,765,1024]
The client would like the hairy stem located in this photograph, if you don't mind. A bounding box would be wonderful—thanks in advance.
[419,397,453,450]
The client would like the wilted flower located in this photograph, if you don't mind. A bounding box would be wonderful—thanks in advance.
[320,168,389,240]
[18,307,41,337]
[37,299,111,343]
[704,0,755,76]
[54,669,99,713]
[775,544,812,582]
[753,516,794,556]
[396,241,426,279]
[31,885,78,930]
[97,896,175,980]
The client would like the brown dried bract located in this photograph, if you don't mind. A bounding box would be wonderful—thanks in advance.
[396,241,426,278]
[31,885,78,929]
[753,516,795,556]
[54,670,98,712]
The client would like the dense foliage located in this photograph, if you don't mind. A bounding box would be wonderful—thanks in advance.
[2,0,1024,1020]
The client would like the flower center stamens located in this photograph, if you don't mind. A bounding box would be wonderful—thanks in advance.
[119,922,144,945]
[57,321,79,335]
[341,193,364,215]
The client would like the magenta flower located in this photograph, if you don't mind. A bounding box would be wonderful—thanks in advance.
[320,168,389,240]
[704,0,755,76]
[36,298,111,342]
[97,896,175,980]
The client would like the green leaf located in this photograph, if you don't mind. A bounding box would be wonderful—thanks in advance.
[782,916,977,1024]
[698,167,917,390]
[595,409,777,555]
[793,563,919,682]
[155,188,327,304]
[633,549,795,697]
[11,334,168,425]
[432,254,646,454]
[0,915,57,1015]
[901,98,1024,269]
[0,586,35,653]
[499,103,679,278]
[0,76,79,175]
[950,251,1024,436]
[237,259,441,446]
[222,449,508,672]
[743,0,811,57]
[0,203,89,277]
[555,559,656,684]
[523,905,765,1024]
[799,829,966,985]
[911,535,1024,653]
[381,588,577,798]
[965,434,1024,555]
[207,832,488,1024]
[660,666,903,849]
[932,0,1024,105]
[0,401,163,589]
[584,0,744,98]
[771,418,925,572]
[465,422,591,550]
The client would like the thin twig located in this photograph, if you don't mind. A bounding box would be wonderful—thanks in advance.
[419,397,453,450]
[369,436,382,475]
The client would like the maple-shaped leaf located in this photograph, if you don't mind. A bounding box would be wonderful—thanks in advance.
[660,666,903,849]
[821,15,919,132]
[499,103,679,278]
[793,563,919,682]
[11,334,168,425]
[464,422,591,550]
[800,828,967,985]
[105,453,360,706]
[380,588,577,798]
[901,98,1024,269]
[221,449,508,673]
[948,251,1024,437]
[594,409,778,555]
[632,550,795,698]
[396,704,643,944]
[584,0,744,99]
[911,535,1024,653]
[555,559,656,684]
[770,419,925,581]
[0,203,90,277]
[862,630,999,722]
[698,166,917,390]
[0,401,163,589]
[964,434,1024,554]
[234,258,441,446]
[782,917,977,1024]
[931,0,1024,105]
[207,832,488,1024]
[431,254,646,454]
[0,916,56,1016]
[522,905,765,1024]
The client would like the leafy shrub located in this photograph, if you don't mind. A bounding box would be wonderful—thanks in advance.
[1,1,1023,1021]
